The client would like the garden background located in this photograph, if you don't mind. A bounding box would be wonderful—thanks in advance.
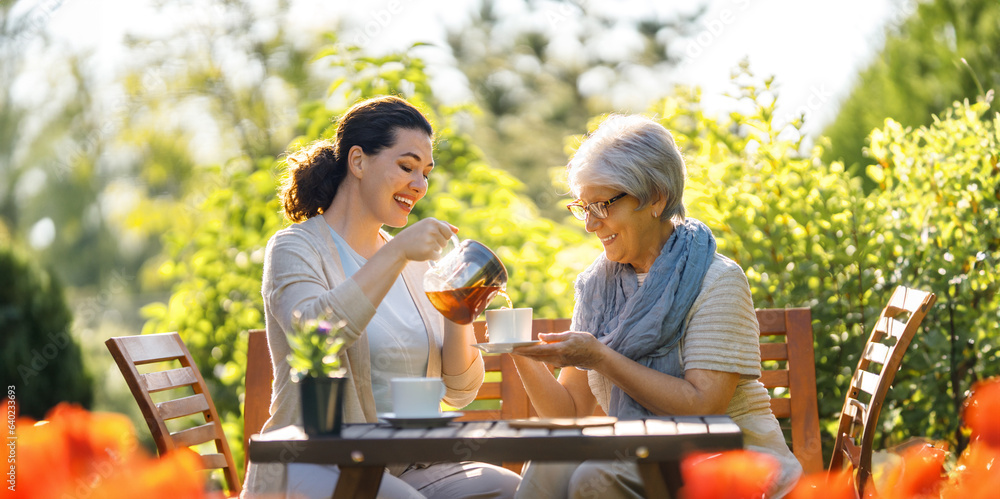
[2,0,998,481]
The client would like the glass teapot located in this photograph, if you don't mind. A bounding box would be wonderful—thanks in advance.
[423,236,508,324]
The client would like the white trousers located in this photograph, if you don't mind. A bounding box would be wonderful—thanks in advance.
[514,461,646,499]
[286,461,520,499]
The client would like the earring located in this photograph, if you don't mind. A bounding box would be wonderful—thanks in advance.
[652,212,658,218]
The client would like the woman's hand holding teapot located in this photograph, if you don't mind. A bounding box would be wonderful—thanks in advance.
[387,218,458,263]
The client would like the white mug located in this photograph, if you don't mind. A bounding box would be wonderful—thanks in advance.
[390,377,446,417]
[485,307,533,343]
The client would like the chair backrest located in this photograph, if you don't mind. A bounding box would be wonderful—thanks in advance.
[243,329,272,474]
[828,286,936,496]
[756,308,824,474]
[105,332,241,496]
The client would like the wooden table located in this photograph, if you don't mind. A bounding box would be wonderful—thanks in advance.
[249,416,743,499]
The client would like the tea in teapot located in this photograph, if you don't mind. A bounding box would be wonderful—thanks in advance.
[424,238,508,324]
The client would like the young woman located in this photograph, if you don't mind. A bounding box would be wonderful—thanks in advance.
[243,96,519,499]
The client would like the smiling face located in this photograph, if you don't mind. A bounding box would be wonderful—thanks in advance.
[355,127,434,228]
[577,184,668,273]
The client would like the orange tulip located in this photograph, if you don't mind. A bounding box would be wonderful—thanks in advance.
[7,403,208,499]
[942,441,1000,498]
[90,449,208,499]
[962,377,1000,448]
[681,450,779,499]
[786,469,856,499]
[878,443,949,499]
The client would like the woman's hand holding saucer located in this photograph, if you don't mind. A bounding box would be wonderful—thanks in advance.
[512,331,606,369]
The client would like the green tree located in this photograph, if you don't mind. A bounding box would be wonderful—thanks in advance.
[1,239,93,419]
[822,0,1000,172]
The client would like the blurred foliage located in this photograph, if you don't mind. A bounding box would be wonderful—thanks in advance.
[656,64,998,459]
[1,239,93,419]
[1,1,139,291]
[445,0,701,218]
[822,0,1000,172]
[866,96,999,449]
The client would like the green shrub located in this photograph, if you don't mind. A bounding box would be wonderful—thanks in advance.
[649,70,999,458]
[866,97,1000,448]
[1,242,93,419]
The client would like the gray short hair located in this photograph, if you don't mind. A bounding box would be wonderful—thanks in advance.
[567,115,686,223]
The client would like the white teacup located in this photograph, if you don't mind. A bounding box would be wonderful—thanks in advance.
[485,307,533,343]
[390,377,446,418]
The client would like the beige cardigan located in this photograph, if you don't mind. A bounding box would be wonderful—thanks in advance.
[243,216,485,495]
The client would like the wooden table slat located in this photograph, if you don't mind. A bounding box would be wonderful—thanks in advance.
[551,428,583,437]
[362,427,396,439]
[643,418,679,435]
[702,416,741,434]
[425,426,462,438]
[341,424,378,439]
[454,422,493,438]
[672,416,710,435]
[614,420,647,435]
[485,425,520,438]
[581,425,616,436]
[392,428,429,438]
[514,428,550,438]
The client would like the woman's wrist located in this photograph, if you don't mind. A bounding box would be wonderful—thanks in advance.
[379,237,408,266]
[584,341,613,371]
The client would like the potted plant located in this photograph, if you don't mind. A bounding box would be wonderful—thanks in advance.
[287,313,348,436]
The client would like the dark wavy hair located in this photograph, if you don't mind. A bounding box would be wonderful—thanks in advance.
[280,96,433,223]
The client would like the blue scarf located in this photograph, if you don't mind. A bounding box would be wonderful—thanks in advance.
[571,218,717,418]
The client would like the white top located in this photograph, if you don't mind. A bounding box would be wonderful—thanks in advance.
[586,254,802,497]
[329,227,429,413]
[635,272,648,287]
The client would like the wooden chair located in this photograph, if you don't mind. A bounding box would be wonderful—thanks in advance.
[243,329,272,475]
[829,286,937,497]
[105,333,241,496]
[757,308,824,474]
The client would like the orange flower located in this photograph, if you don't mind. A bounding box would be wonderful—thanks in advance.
[7,403,208,499]
[786,470,856,499]
[962,377,1000,447]
[91,449,208,499]
[943,441,1000,499]
[681,450,779,499]
[878,443,949,499]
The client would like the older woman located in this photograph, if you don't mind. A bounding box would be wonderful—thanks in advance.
[243,96,520,498]
[511,115,802,498]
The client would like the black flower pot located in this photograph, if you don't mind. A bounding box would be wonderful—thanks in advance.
[298,375,347,436]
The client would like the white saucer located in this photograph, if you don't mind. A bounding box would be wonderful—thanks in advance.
[472,340,541,354]
[377,411,464,429]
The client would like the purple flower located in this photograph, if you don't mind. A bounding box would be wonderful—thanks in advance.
[316,320,333,335]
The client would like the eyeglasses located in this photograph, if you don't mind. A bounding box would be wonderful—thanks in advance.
[566,192,628,221]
